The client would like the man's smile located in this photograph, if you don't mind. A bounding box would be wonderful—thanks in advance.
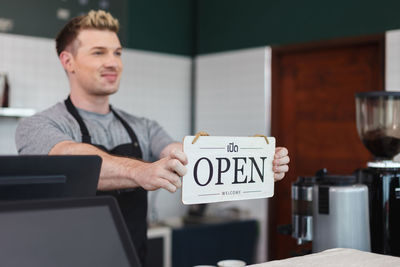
[101,72,119,82]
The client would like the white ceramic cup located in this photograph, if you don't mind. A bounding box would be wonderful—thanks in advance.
[217,259,246,267]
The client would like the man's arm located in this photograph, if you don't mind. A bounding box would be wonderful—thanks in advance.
[50,141,187,192]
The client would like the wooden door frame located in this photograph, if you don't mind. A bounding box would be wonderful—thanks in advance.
[268,34,385,260]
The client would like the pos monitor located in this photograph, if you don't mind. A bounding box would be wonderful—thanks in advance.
[0,155,102,200]
[0,196,141,267]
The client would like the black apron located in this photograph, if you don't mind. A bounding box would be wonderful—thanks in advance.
[65,96,148,266]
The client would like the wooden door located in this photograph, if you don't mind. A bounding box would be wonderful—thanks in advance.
[269,35,385,260]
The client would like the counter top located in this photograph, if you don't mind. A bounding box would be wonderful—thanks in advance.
[247,248,400,267]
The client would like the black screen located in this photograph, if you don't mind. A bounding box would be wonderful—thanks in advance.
[0,155,102,200]
[0,204,134,267]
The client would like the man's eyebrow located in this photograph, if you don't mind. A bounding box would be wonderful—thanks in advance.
[90,46,122,50]
[90,47,106,51]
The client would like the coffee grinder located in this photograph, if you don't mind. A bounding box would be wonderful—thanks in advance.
[355,91,400,256]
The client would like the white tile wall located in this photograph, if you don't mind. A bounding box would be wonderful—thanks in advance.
[0,32,191,220]
[195,47,271,263]
[386,30,400,92]
[195,47,271,136]
[385,31,400,161]
[0,34,69,110]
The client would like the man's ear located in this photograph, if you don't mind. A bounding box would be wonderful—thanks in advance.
[59,51,74,73]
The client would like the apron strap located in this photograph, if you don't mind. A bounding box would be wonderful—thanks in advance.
[110,106,143,159]
[64,96,91,144]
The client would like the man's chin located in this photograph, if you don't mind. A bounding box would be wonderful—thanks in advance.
[106,88,118,95]
[90,87,119,96]
[98,82,120,95]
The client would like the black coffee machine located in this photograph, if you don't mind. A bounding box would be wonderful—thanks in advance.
[355,91,400,256]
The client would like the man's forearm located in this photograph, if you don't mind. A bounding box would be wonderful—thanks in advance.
[49,140,188,193]
[49,140,144,191]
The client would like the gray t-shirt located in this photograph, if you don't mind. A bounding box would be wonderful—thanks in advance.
[15,102,174,162]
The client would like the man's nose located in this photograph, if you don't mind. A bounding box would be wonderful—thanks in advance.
[104,53,121,68]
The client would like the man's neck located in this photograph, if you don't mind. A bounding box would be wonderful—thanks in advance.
[69,91,110,114]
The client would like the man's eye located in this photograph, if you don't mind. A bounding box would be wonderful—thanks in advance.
[93,51,103,55]
[115,51,122,56]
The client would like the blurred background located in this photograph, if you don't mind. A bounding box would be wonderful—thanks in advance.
[1,0,400,265]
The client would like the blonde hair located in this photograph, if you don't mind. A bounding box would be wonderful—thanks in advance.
[55,10,119,55]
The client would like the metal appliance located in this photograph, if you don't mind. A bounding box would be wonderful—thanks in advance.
[355,91,400,256]
[291,176,315,245]
[291,169,370,252]
[312,172,370,252]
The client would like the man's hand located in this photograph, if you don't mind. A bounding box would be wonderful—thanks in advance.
[133,149,188,193]
[273,147,290,182]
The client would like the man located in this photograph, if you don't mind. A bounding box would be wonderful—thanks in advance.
[15,10,289,266]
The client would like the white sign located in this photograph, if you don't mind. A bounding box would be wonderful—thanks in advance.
[182,136,275,205]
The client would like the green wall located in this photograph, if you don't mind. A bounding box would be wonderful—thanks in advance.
[196,0,400,54]
[0,0,194,56]
[0,0,128,45]
[4,1,400,56]
[127,0,195,56]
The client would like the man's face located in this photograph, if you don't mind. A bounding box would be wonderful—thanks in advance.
[69,29,123,96]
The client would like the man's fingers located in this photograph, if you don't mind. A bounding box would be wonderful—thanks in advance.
[167,158,187,177]
[161,169,182,189]
[274,172,285,181]
[170,149,188,165]
[274,147,288,159]
[273,155,290,166]
[158,178,177,193]
[273,164,289,173]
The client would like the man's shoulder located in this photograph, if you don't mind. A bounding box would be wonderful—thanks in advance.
[33,102,69,120]
[38,102,68,117]
[20,102,69,125]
